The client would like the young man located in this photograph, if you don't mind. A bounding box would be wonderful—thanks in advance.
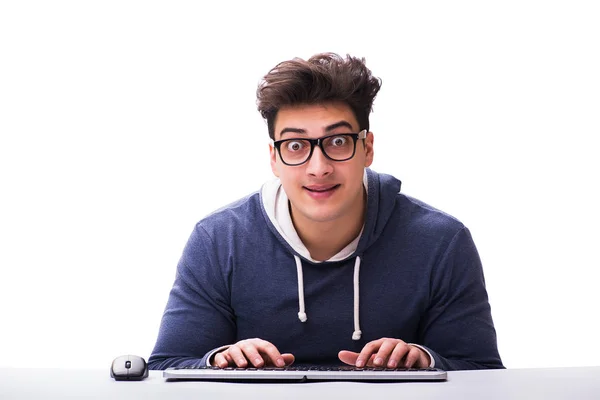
[148,53,504,371]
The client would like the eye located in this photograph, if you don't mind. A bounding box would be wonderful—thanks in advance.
[286,141,305,152]
[331,136,348,146]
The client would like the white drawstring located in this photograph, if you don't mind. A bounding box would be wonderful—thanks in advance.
[294,255,362,340]
[294,255,307,322]
[352,256,362,340]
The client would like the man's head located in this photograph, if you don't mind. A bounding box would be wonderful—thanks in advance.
[257,53,382,230]
[257,53,381,141]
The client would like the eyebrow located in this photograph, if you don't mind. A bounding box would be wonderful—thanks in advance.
[279,120,355,137]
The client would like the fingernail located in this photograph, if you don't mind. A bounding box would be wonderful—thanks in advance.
[238,358,246,365]
[374,357,383,366]
[255,358,263,366]
[356,360,364,367]
[277,358,285,367]
[388,360,397,368]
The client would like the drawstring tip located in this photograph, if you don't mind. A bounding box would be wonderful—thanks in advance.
[298,312,307,322]
[352,330,362,340]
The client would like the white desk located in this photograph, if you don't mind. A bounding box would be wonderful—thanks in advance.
[1,367,599,399]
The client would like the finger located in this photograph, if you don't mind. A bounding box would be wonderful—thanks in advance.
[373,340,399,367]
[356,339,384,368]
[227,345,250,367]
[404,346,428,368]
[281,353,295,366]
[338,350,359,366]
[360,354,377,367]
[238,341,268,367]
[255,340,285,367]
[216,351,233,363]
[212,351,231,368]
[339,350,377,368]
[387,342,411,368]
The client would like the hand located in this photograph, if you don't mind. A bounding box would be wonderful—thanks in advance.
[211,338,295,368]
[338,338,430,368]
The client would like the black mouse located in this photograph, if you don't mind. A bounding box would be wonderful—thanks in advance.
[110,355,149,381]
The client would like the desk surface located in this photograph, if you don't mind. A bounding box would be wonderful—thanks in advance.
[1,366,599,400]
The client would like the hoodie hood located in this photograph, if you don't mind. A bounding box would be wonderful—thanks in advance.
[259,168,402,340]
[260,168,401,261]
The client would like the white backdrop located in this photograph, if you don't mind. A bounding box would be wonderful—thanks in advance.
[1,1,598,369]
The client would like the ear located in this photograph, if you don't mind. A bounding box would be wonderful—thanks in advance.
[269,144,280,177]
[364,131,374,167]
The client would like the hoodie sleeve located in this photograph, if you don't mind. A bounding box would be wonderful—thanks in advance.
[417,227,504,370]
[147,224,236,370]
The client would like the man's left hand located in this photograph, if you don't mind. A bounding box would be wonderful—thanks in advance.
[338,338,430,368]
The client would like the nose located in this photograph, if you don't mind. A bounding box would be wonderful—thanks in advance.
[305,146,333,177]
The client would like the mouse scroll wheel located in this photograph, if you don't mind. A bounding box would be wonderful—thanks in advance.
[125,361,131,369]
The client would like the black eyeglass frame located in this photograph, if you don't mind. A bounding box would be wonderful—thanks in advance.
[271,129,368,166]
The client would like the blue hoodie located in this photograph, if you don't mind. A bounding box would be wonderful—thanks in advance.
[148,168,503,370]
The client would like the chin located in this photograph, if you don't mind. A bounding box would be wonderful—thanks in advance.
[302,209,343,223]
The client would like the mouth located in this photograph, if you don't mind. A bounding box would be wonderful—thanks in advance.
[304,184,340,193]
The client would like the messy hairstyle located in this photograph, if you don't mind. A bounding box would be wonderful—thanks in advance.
[256,52,382,140]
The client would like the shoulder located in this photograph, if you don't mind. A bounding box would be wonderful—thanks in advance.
[180,191,265,264]
[394,193,467,242]
[399,194,463,225]
[364,169,471,251]
[195,191,263,235]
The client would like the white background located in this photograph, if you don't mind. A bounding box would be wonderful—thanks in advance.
[1,1,598,369]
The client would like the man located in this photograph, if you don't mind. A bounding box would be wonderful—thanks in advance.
[148,53,504,371]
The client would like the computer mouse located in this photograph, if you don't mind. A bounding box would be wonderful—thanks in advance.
[110,355,149,381]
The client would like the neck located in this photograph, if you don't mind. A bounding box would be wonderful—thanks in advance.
[291,189,366,262]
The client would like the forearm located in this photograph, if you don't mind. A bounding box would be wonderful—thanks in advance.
[423,345,504,371]
[147,355,209,370]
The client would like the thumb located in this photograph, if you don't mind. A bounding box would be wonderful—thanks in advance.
[338,350,360,366]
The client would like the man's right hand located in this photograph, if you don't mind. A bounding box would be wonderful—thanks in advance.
[210,338,295,368]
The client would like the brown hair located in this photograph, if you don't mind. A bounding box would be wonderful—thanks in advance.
[256,52,382,140]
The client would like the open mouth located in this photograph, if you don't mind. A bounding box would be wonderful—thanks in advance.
[304,184,340,193]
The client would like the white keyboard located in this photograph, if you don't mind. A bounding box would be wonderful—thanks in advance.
[163,365,447,382]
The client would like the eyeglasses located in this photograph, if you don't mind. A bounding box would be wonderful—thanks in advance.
[272,130,367,166]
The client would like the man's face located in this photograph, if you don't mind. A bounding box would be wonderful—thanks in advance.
[269,102,374,225]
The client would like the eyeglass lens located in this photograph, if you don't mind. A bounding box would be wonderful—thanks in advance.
[280,134,355,164]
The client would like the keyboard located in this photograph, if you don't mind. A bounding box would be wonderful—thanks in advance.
[163,365,447,382]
